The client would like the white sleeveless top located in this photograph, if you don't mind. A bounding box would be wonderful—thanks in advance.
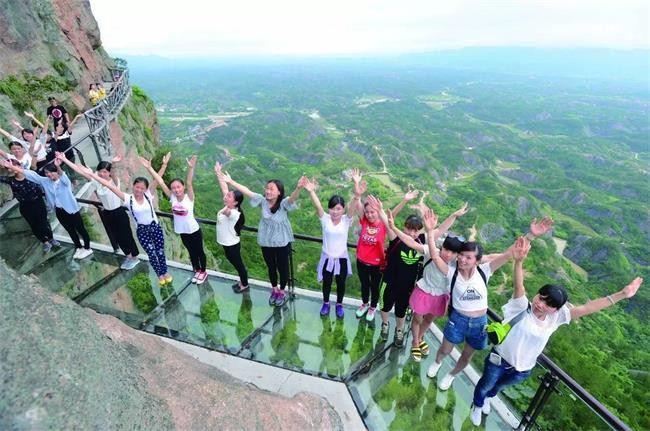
[170,194,200,234]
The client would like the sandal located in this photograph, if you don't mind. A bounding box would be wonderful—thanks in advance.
[419,341,430,356]
[411,346,422,362]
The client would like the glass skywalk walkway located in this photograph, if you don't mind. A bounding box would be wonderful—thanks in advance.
[0,202,624,431]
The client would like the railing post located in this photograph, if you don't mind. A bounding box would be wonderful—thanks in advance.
[288,242,295,299]
[518,371,561,430]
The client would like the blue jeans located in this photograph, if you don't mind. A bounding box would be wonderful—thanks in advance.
[473,351,532,407]
[443,308,488,350]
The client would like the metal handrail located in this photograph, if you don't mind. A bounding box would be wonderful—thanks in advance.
[74,195,630,431]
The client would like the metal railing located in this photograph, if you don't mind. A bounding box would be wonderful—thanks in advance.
[74,196,630,431]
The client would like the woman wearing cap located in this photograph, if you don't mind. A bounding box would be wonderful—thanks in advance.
[469,236,643,426]
[386,203,468,360]
[423,214,553,391]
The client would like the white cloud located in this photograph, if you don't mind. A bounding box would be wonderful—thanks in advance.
[89,0,649,57]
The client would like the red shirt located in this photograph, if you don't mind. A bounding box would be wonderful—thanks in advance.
[356,216,386,266]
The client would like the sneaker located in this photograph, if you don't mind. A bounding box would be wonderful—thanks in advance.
[232,282,241,291]
[394,329,404,347]
[120,257,139,270]
[470,404,482,427]
[380,322,390,341]
[335,303,344,319]
[50,239,61,247]
[195,271,208,285]
[79,248,94,259]
[438,372,455,391]
[482,397,493,415]
[426,361,442,378]
[42,242,52,253]
[268,291,278,306]
[72,248,82,259]
[191,271,199,284]
[274,290,287,307]
[365,307,376,322]
[320,302,331,316]
[355,303,369,318]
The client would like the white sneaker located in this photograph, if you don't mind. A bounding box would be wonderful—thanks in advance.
[365,307,377,322]
[191,271,199,283]
[470,404,482,427]
[482,397,493,415]
[72,248,82,259]
[438,372,455,390]
[76,248,93,259]
[426,361,442,378]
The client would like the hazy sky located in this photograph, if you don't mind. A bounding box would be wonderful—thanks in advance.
[90,0,649,57]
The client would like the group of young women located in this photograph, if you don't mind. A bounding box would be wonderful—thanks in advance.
[2,151,642,426]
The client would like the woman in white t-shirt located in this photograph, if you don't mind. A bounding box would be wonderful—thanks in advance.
[83,156,174,286]
[143,155,207,284]
[61,156,140,270]
[214,162,248,293]
[303,177,358,319]
[470,237,643,426]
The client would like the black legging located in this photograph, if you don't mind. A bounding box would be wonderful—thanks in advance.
[55,207,90,249]
[322,258,348,303]
[19,199,53,243]
[357,259,382,308]
[261,245,290,290]
[99,206,139,257]
[223,242,249,286]
[180,228,206,271]
[381,280,411,318]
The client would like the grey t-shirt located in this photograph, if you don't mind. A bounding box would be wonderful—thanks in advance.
[249,193,296,247]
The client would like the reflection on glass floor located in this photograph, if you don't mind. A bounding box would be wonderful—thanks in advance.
[0,206,515,430]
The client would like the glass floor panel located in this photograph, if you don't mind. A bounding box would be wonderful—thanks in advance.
[348,329,512,430]
[26,246,122,298]
[146,279,276,353]
[78,263,190,327]
[243,296,386,379]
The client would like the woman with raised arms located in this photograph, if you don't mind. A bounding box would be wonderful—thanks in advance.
[218,169,305,307]
[214,162,249,293]
[469,236,643,426]
[142,154,208,284]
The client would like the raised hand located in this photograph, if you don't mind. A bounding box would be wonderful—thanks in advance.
[187,155,197,168]
[111,155,122,163]
[530,216,554,237]
[351,168,362,184]
[453,202,469,218]
[138,156,152,169]
[162,151,171,165]
[423,208,438,231]
[354,179,367,197]
[404,189,419,201]
[54,151,67,161]
[219,171,232,184]
[512,236,531,261]
[621,277,643,299]
[24,111,35,118]
[386,209,396,228]
[366,194,383,210]
[303,177,317,192]
[11,119,21,129]
[214,161,223,175]
[53,157,62,167]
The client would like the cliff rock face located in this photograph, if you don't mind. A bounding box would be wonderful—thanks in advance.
[0,261,341,430]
